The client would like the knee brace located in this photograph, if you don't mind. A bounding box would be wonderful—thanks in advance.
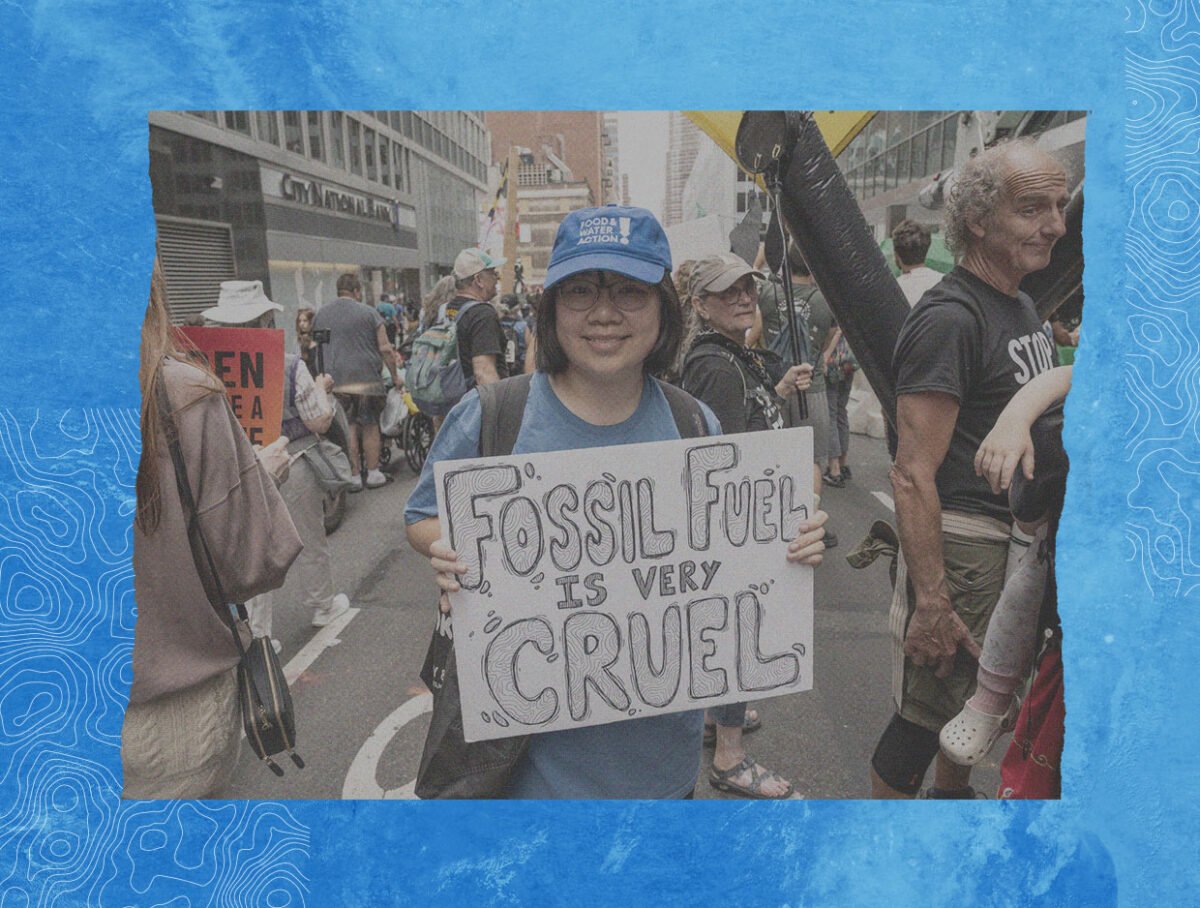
[871,713,941,795]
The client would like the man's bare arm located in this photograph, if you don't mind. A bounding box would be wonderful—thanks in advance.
[472,354,501,386]
[890,391,980,674]
[377,323,400,387]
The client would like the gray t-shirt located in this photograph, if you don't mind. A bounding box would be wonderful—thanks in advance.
[312,297,386,394]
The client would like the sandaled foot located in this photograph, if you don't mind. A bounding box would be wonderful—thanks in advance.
[708,756,793,799]
[703,710,762,747]
[939,698,1019,766]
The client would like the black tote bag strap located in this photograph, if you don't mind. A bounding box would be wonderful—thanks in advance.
[155,378,251,661]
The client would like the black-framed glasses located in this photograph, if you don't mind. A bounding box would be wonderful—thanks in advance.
[556,276,657,312]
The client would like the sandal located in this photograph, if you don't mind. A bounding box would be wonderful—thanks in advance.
[709,756,794,799]
[822,471,845,488]
[703,711,762,747]
[939,698,1020,766]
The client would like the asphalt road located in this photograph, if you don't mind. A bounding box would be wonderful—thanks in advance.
[223,431,1003,801]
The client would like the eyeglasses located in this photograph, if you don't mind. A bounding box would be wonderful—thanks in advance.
[556,276,658,312]
[703,280,758,305]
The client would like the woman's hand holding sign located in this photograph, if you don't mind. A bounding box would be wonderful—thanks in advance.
[786,509,828,566]
[429,537,466,615]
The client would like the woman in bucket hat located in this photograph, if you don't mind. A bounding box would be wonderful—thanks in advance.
[681,252,815,799]
[404,207,829,798]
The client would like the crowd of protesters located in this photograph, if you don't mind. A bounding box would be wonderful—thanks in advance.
[127,138,1075,801]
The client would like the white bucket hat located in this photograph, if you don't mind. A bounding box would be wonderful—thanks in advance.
[201,280,283,324]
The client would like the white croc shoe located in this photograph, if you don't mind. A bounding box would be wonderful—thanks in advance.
[940,698,1019,766]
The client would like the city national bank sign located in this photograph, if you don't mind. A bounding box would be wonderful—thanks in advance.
[281,172,394,223]
[261,164,415,229]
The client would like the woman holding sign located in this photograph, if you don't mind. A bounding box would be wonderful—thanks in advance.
[681,252,814,799]
[405,207,828,799]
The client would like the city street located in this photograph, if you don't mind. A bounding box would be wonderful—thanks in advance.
[222,431,1003,801]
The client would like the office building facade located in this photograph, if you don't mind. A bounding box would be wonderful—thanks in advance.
[148,110,489,342]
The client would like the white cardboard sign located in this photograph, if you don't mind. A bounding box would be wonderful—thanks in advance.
[434,427,815,742]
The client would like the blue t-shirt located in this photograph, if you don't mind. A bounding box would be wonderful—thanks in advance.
[405,371,721,799]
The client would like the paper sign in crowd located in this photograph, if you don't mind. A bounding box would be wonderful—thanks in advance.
[177,326,285,445]
[435,427,816,743]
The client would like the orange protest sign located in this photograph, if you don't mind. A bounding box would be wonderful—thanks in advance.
[177,326,285,446]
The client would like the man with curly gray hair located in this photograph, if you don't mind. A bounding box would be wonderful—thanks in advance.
[870,140,1069,799]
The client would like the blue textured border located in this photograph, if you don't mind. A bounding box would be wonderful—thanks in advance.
[1,1,1196,904]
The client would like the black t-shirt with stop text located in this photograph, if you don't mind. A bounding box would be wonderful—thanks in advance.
[893,266,1058,521]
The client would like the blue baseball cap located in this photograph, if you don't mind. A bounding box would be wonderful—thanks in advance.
[544,205,672,290]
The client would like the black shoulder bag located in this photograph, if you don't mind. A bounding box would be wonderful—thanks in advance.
[415,374,709,798]
[157,381,305,778]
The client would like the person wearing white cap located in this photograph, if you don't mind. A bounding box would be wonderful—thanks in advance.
[205,280,350,647]
[681,252,814,799]
[445,247,510,393]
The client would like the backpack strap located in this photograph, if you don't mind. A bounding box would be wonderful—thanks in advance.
[478,373,706,457]
[683,346,751,409]
[450,299,480,322]
[655,378,711,439]
[477,373,533,457]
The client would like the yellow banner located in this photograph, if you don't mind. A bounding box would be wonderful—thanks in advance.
[684,110,875,175]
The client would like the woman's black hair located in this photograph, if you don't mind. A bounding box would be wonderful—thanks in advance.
[534,271,683,378]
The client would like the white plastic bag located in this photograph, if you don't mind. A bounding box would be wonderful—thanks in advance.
[380,387,406,437]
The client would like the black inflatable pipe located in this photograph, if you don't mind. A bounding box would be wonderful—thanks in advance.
[744,112,912,429]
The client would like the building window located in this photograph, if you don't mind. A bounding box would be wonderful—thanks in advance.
[187,111,219,124]
[364,127,377,180]
[380,135,391,186]
[223,111,251,134]
[402,111,413,138]
[393,142,404,190]
[910,131,927,182]
[390,111,402,132]
[307,111,325,161]
[349,118,362,175]
[256,111,279,145]
[927,121,944,177]
[896,140,910,184]
[941,125,957,171]
[330,112,345,169]
[283,111,304,154]
[404,147,412,190]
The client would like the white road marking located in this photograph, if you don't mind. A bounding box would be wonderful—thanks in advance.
[873,491,895,512]
[342,693,433,799]
[284,607,362,685]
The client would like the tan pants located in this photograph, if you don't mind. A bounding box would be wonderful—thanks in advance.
[889,511,1011,732]
[122,668,241,799]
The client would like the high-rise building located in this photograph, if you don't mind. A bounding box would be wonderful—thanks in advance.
[484,112,607,287]
[602,113,621,205]
[662,112,703,228]
[485,112,605,205]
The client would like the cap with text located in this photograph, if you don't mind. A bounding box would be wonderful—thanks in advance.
[544,205,672,290]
